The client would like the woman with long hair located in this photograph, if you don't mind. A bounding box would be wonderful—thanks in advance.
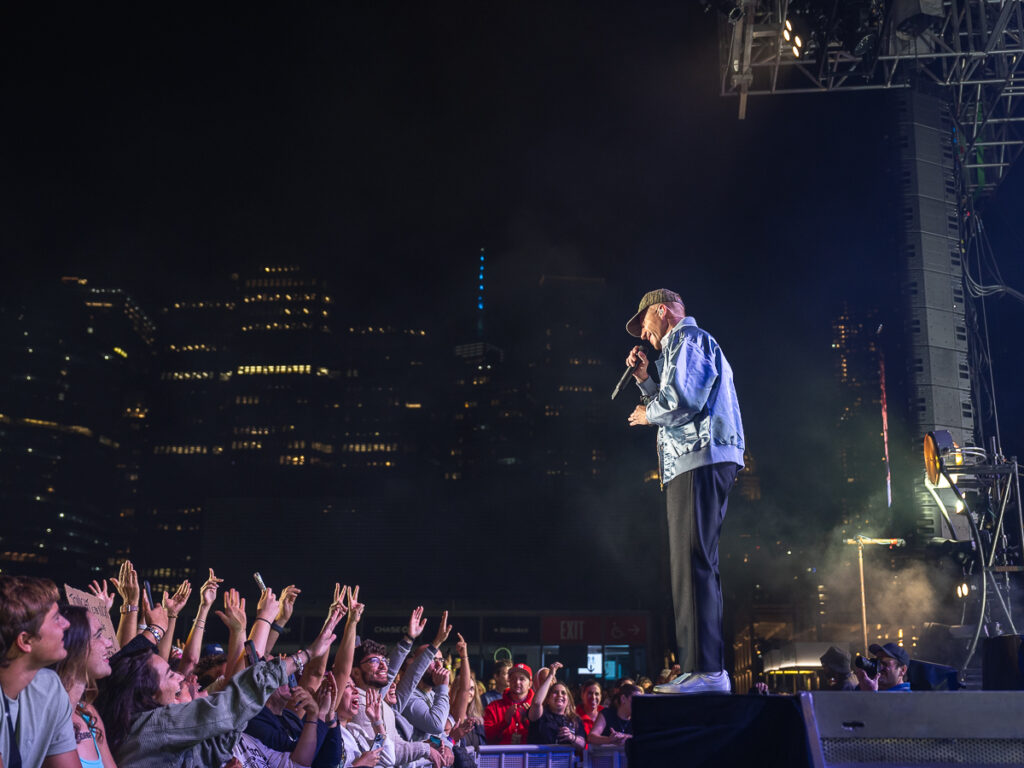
[575,679,604,737]
[587,683,642,747]
[54,605,117,768]
[526,663,585,751]
[95,596,342,768]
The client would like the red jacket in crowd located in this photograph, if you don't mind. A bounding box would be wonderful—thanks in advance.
[483,689,536,744]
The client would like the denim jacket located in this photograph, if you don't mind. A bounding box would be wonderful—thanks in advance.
[637,316,744,485]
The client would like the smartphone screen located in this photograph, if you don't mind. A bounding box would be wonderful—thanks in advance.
[244,640,258,667]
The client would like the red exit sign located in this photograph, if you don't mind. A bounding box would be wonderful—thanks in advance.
[541,615,646,644]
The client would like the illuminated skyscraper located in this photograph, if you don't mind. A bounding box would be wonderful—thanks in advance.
[0,277,156,583]
[831,303,889,539]
[532,275,616,482]
[142,265,440,594]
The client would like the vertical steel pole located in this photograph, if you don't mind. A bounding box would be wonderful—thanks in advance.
[858,539,869,655]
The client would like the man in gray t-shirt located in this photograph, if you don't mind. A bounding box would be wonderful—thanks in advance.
[1,575,79,768]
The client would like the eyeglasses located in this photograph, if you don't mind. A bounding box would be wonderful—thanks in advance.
[361,656,388,668]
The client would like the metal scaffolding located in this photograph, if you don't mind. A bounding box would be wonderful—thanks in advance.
[718,0,1024,194]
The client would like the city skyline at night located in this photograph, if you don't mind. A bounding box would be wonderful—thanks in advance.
[2,2,1023,686]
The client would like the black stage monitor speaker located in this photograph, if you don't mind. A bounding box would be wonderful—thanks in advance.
[629,694,812,768]
[983,634,1024,690]
[801,690,1024,767]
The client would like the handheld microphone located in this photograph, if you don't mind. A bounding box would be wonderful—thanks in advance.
[610,362,638,400]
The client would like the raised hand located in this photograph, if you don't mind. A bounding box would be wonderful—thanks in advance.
[256,587,279,622]
[215,588,247,632]
[317,674,338,720]
[143,589,169,631]
[430,666,451,687]
[449,717,477,741]
[330,583,349,615]
[626,346,649,382]
[308,605,343,659]
[290,686,319,721]
[198,568,223,609]
[277,584,302,624]
[454,632,468,659]
[348,586,365,623]
[183,673,203,701]
[365,686,383,722]
[408,605,427,640]
[110,560,140,606]
[88,579,115,611]
[165,580,192,618]
[432,610,453,647]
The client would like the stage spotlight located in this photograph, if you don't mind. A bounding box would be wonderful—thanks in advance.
[955,582,970,599]
[924,430,957,485]
[781,16,805,58]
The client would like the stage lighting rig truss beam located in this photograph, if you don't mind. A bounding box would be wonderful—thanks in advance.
[715,0,1024,194]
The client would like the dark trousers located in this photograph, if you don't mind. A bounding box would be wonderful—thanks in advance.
[665,462,738,674]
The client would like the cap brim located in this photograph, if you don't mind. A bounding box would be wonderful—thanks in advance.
[626,309,646,337]
[868,644,883,655]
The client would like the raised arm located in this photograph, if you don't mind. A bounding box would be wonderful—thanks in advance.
[331,585,363,692]
[180,568,223,677]
[265,583,301,657]
[287,684,325,767]
[110,559,140,648]
[395,610,452,713]
[389,604,425,682]
[302,583,348,690]
[216,588,249,679]
[248,586,280,661]
[450,633,473,725]
[159,579,192,661]
[529,662,562,721]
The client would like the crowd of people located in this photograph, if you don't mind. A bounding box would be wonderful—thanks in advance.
[1,562,926,768]
[1,565,661,768]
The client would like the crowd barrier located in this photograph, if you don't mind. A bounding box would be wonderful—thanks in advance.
[476,744,627,768]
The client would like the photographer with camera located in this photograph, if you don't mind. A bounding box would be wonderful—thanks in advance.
[854,643,911,692]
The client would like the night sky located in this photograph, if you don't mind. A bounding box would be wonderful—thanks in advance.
[4,3,1023,549]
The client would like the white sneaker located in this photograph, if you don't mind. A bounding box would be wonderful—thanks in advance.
[652,672,693,693]
[653,670,731,694]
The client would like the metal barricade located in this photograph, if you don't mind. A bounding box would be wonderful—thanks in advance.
[584,745,627,768]
[473,744,628,768]
[477,744,578,768]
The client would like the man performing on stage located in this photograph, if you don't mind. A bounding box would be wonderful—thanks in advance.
[625,289,744,694]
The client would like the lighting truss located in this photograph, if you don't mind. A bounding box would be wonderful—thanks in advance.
[717,0,1024,194]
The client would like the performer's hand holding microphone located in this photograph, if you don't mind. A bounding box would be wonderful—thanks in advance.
[611,346,650,400]
[626,346,649,382]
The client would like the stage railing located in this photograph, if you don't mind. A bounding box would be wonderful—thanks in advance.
[476,744,627,768]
